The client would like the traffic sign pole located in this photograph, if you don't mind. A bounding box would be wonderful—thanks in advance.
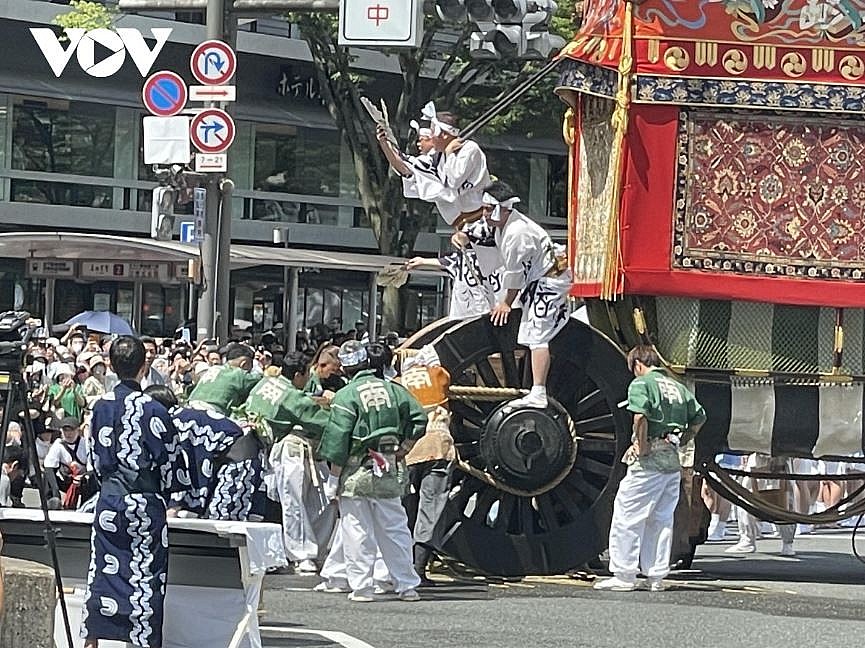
[195,0,232,343]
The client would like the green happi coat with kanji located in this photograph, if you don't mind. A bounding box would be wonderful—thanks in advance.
[242,375,329,441]
[318,370,426,498]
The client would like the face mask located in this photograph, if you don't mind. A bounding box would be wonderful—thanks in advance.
[70,342,84,354]
[32,360,45,372]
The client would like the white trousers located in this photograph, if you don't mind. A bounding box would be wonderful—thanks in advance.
[319,523,390,589]
[272,456,336,562]
[338,496,421,596]
[736,507,795,546]
[608,468,681,581]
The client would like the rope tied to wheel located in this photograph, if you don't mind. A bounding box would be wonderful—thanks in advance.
[453,398,580,498]
[448,385,528,401]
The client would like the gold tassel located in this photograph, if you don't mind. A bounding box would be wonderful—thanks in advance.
[601,0,636,300]
[563,106,576,278]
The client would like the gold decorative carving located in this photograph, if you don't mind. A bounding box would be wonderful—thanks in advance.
[722,49,748,75]
[664,46,689,72]
[812,48,835,73]
[753,45,776,70]
[647,39,660,64]
[781,52,806,77]
[694,42,718,66]
[840,55,865,80]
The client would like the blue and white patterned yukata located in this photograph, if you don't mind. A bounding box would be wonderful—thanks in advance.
[170,404,263,521]
[81,380,186,648]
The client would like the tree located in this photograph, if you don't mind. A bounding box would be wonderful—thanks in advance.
[53,1,116,33]
[290,2,577,332]
[56,0,578,333]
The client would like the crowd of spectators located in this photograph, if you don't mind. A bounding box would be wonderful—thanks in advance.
[0,317,389,511]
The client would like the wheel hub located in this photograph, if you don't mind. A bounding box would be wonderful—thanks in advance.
[479,400,577,494]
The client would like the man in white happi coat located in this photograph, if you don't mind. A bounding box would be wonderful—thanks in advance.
[379,106,502,318]
[483,180,573,408]
[377,103,490,228]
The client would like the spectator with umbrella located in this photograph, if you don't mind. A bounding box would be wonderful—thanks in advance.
[64,310,134,336]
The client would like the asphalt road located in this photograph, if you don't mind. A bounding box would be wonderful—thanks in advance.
[259,529,865,648]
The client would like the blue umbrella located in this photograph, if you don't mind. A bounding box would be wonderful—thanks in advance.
[64,311,135,336]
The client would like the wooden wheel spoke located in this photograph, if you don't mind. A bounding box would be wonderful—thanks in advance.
[577,435,617,452]
[534,494,561,532]
[475,357,502,388]
[451,401,486,428]
[575,389,607,416]
[563,471,602,503]
[575,454,614,477]
[455,441,480,459]
[574,413,615,433]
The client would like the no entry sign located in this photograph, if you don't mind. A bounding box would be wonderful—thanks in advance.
[190,108,235,154]
[142,71,187,117]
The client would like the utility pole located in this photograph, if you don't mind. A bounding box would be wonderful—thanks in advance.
[192,0,230,343]
[118,0,339,343]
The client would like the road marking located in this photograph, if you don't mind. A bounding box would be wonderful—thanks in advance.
[261,626,377,648]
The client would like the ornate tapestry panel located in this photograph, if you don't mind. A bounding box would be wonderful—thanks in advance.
[674,111,865,280]
[574,96,616,287]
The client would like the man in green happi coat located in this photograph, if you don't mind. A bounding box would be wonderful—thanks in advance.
[243,351,336,573]
[188,343,261,415]
[318,340,427,602]
[595,345,706,593]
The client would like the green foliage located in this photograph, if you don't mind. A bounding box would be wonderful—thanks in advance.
[53,1,116,32]
[288,2,578,329]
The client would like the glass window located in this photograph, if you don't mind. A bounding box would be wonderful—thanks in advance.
[250,199,339,225]
[548,154,567,223]
[254,124,340,196]
[141,284,181,337]
[12,96,115,177]
[11,180,113,208]
[485,148,531,207]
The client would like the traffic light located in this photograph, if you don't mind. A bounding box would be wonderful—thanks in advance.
[467,0,563,60]
[470,25,521,59]
[521,0,565,59]
[151,186,175,241]
[435,0,467,21]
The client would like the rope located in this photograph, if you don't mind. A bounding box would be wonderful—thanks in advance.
[448,385,527,401]
[453,399,579,498]
[701,459,865,525]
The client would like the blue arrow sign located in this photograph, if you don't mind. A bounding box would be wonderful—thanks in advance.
[201,120,225,143]
[190,108,235,153]
[204,52,225,74]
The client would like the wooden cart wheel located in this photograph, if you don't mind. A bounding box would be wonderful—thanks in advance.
[417,313,633,576]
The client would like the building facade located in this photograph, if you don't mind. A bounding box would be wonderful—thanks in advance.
[0,1,567,337]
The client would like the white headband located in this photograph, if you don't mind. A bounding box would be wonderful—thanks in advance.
[421,101,460,137]
[482,192,519,222]
[410,119,433,139]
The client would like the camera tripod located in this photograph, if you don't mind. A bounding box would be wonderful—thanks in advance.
[0,371,74,648]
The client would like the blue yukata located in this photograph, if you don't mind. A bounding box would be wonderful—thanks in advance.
[170,404,263,520]
[82,380,186,648]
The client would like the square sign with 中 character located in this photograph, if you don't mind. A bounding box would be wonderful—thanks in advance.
[339,0,424,48]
